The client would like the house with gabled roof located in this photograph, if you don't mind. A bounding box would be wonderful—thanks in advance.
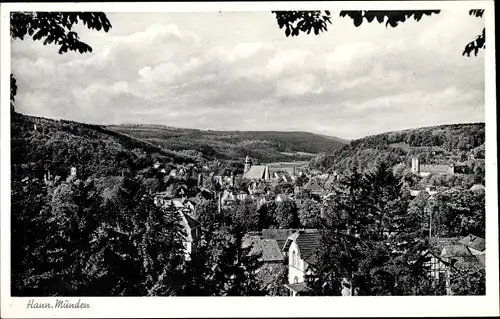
[281,229,321,296]
[180,211,201,260]
[421,237,461,281]
[304,180,327,197]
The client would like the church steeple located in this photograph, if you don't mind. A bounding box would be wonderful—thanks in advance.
[244,154,252,173]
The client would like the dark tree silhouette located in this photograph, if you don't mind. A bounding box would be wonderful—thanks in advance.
[273,10,485,57]
[272,11,332,36]
[462,10,485,57]
[10,12,112,111]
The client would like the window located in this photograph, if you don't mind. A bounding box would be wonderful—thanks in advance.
[292,250,297,266]
[294,276,299,284]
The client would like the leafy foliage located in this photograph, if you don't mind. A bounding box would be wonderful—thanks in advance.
[10,12,111,54]
[11,171,189,296]
[463,28,485,57]
[461,10,485,57]
[182,223,266,296]
[339,10,440,28]
[297,198,322,228]
[272,11,332,37]
[10,12,112,112]
[426,189,485,238]
[306,164,439,296]
[450,263,485,295]
[274,10,485,57]
[275,199,300,229]
[10,74,17,113]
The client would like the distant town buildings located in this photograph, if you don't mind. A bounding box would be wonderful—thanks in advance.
[243,156,270,181]
[411,158,455,177]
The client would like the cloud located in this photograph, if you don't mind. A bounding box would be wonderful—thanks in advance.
[11,11,485,139]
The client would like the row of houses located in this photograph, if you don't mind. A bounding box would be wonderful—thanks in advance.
[244,228,486,296]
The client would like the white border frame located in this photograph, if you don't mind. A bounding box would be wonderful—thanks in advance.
[1,1,498,318]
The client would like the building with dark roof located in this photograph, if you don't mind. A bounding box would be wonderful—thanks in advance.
[282,229,321,296]
[243,237,284,263]
[262,228,299,249]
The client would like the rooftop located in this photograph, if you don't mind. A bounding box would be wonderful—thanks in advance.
[295,231,321,264]
[459,234,486,252]
[428,237,461,256]
[262,228,299,249]
[284,282,312,293]
[420,164,453,173]
[244,165,268,180]
[248,238,284,262]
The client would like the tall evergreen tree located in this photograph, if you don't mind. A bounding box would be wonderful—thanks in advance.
[307,164,438,296]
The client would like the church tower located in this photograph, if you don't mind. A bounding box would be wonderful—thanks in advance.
[411,158,420,174]
[244,155,252,173]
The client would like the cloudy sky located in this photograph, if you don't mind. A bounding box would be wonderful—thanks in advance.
[11,10,485,139]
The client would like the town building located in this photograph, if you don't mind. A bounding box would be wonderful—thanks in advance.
[243,156,270,181]
[421,237,461,281]
[411,158,455,177]
[282,229,321,296]
[153,193,201,260]
[180,212,201,259]
[304,179,327,197]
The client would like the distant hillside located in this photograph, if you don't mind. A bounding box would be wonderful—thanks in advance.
[11,114,197,180]
[309,123,485,173]
[106,124,348,162]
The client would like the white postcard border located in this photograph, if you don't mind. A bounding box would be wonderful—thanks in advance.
[1,1,498,318]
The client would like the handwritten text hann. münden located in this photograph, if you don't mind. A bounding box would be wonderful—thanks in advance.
[26,299,90,309]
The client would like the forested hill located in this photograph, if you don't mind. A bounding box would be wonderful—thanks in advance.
[107,124,348,162]
[11,114,197,180]
[309,123,486,173]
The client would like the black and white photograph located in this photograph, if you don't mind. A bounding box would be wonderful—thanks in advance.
[1,1,498,318]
